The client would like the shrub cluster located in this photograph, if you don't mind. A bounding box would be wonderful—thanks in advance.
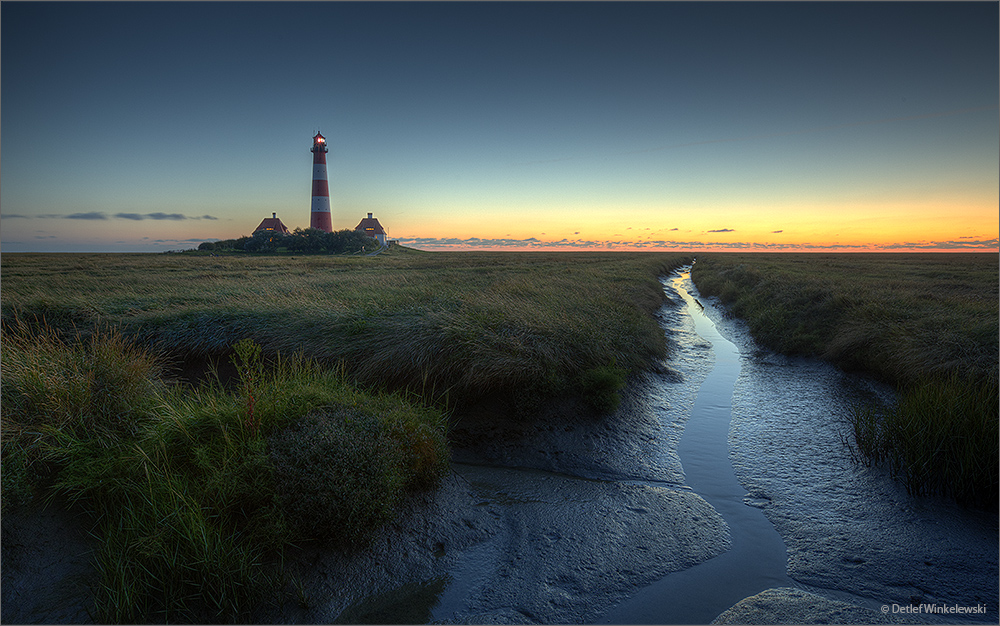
[198,227,379,254]
[272,410,405,546]
[1,328,448,622]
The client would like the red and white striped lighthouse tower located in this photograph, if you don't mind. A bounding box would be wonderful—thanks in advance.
[310,132,333,232]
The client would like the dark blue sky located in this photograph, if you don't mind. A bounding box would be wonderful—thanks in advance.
[2,2,997,251]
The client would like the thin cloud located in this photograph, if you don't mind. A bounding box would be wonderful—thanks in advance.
[117,212,221,221]
[772,230,783,234]
[707,228,735,233]
[1,213,64,219]
[8,211,217,221]
[876,238,999,250]
[396,235,998,253]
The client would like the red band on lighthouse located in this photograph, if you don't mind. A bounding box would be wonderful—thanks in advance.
[312,179,330,197]
[310,132,333,232]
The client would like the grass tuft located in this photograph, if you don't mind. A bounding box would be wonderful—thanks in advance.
[578,363,629,414]
[1,325,448,621]
[848,374,999,507]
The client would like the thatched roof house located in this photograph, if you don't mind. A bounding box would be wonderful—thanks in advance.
[254,213,290,235]
[355,212,387,245]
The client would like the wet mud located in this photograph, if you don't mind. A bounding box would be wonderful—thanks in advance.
[276,266,999,624]
[1,503,97,624]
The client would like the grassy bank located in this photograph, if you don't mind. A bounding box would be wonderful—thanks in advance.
[1,248,692,414]
[1,248,692,620]
[1,325,448,622]
[691,253,998,506]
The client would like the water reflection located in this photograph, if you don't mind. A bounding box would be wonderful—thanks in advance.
[599,268,792,624]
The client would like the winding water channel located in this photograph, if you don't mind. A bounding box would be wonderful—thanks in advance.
[266,264,996,625]
[596,270,794,624]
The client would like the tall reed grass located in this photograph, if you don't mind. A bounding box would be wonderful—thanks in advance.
[692,253,998,507]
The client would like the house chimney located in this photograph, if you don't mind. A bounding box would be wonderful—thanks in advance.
[368,212,373,219]
[272,212,276,219]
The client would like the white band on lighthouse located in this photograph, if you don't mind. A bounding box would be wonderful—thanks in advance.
[312,164,327,181]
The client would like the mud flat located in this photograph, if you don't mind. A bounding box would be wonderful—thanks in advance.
[267,464,729,625]
[264,315,736,623]
[711,587,926,625]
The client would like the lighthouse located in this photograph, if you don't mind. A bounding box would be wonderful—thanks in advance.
[310,132,333,232]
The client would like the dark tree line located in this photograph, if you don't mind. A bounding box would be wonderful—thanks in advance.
[198,228,379,254]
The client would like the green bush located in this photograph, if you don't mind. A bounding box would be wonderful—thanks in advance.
[269,409,405,546]
[0,321,163,441]
[1,321,164,507]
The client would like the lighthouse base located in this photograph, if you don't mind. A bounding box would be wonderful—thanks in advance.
[311,212,333,233]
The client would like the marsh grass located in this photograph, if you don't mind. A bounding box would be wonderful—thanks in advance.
[2,249,692,413]
[1,325,448,622]
[690,253,997,383]
[692,253,998,507]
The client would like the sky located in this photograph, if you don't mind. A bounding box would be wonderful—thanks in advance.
[2,1,998,253]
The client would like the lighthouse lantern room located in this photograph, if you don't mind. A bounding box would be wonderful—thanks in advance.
[310,132,333,232]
